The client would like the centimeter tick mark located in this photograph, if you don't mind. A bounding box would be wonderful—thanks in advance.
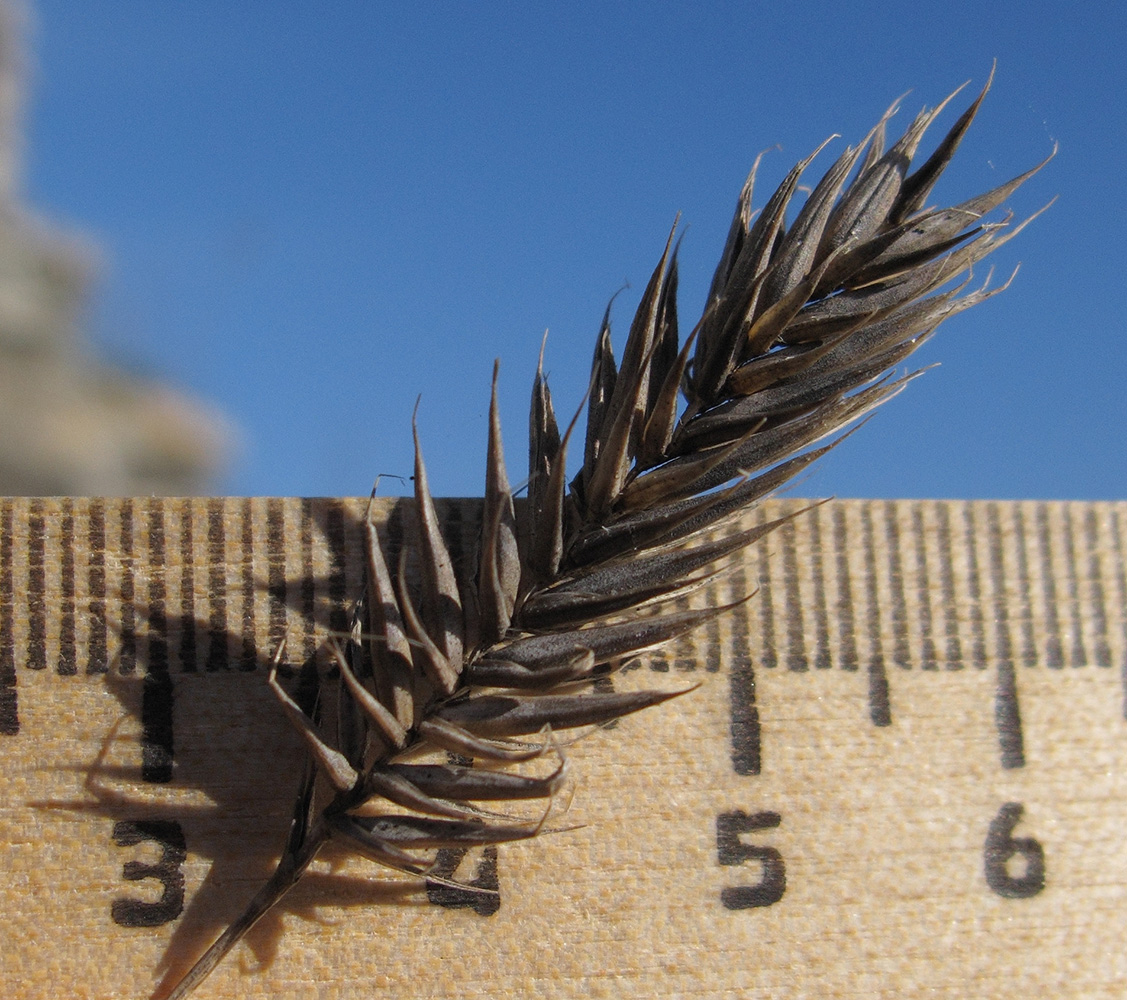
[267,498,288,654]
[986,502,1024,769]
[326,500,350,641]
[143,499,174,782]
[727,565,761,776]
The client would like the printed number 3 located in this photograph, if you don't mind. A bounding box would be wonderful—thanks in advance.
[111,819,186,927]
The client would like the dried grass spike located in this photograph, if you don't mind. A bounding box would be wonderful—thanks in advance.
[163,75,1047,1000]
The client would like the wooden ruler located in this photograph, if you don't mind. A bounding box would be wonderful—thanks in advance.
[1,496,1125,999]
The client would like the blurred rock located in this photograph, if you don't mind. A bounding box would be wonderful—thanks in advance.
[0,0,231,496]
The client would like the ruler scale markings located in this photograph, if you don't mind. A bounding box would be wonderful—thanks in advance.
[58,498,77,676]
[860,503,891,725]
[1060,504,1088,667]
[6,498,1108,689]
[1008,502,1040,668]
[831,503,858,672]
[727,565,761,775]
[26,497,46,672]
[934,502,964,668]
[780,517,807,671]
[1,497,1126,997]
[911,503,939,669]
[881,500,912,669]
[177,499,197,672]
[204,499,229,670]
[959,502,988,669]
[0,498,17,733]
[238,498,257,670]
[86,499,108,674]
[119,499,137,674]
[1082,506,1112,667]
[985,501,1025,769]
[1034,503,1065,667]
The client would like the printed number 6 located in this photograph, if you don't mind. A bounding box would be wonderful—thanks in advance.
[984,802,1045,899]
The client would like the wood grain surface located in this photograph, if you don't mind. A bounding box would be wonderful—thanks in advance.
[1,497,1125,999]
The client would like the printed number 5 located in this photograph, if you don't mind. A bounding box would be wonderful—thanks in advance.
[717,810,786,910]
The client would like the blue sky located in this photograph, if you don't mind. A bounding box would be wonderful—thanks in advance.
[22,2,1126,499]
